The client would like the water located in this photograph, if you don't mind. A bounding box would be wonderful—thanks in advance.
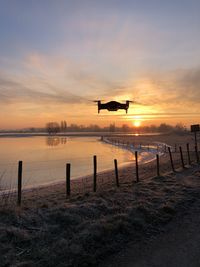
[0,136,157,190]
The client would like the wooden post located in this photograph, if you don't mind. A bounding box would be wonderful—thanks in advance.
[179,146,185,168]
[93,155,97,192]
[168,147,175,172]
[195,145,199,163]
[186,143,191,165]
[156,154,160,176]
[66,163,71,197]
[194,131,197,148]
[114,159,119,187]
[135,151,139,182]
[17,161,23,206]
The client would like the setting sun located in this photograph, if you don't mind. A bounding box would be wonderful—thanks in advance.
[133,120,141,127]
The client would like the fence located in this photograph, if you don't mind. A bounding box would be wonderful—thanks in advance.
[102,136,199,154]
[102,136,164,152]
[0,142,199,207]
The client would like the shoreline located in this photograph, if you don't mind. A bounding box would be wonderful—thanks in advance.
[0,160,133,196]
[0,132,198,207]
[0,133,196,198]
[0,157,153,196]
[0,138,167,195]
[0,132,164,138]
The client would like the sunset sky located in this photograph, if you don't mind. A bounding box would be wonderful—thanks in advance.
[1,0,200,129]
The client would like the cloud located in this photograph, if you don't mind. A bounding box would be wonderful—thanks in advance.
[148,68,200,106]
[0,74,86,105]
[1,50,200,129]
[94,66,200,118]
[23,52,136,99]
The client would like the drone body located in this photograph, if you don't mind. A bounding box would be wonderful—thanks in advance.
[95,100,132,114]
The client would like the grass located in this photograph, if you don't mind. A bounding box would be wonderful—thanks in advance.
[0,172,17,209]
[0,165,200,267]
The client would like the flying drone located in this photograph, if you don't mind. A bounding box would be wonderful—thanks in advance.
[94,100,133,114]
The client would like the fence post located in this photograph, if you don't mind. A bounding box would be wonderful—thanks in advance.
[135,151,139,182]
[114,159,119,187]
[195,145,199,163]
[66,163,71,197]
[179,146,185,168]
[194,131,197,148]
[156,154,160,176]
[186,143,191,165]
[168,147,175,172]
[17,161,23,206]
[93,155,97,192]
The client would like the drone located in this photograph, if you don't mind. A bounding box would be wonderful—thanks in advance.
[94,100,133,114]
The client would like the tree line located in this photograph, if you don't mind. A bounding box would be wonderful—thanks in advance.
[45,121,188,135]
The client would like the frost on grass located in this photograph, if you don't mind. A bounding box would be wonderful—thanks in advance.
[0,168,200,267]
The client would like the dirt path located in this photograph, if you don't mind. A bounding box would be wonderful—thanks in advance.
[102,198,200,267]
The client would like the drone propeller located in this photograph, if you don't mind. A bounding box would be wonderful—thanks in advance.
[120,100,134,103]
[123,100,144,105]
[93,100,104,102]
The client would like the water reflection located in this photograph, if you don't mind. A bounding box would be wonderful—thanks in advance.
[0,136,155,190]
[46,137,67,146]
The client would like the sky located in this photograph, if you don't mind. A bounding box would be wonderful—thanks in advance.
[1,0,200,129]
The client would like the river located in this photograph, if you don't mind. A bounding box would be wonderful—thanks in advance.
[0,136,158,190]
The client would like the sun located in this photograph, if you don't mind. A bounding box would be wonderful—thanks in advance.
[133,120,141,127]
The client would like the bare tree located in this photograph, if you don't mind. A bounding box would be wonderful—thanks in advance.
[63,120,67,131]
[46,122,60,135]
[109,123,115,132]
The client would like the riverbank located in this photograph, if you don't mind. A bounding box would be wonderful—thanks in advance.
[0,133,200,266]
[7,133,196,207]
